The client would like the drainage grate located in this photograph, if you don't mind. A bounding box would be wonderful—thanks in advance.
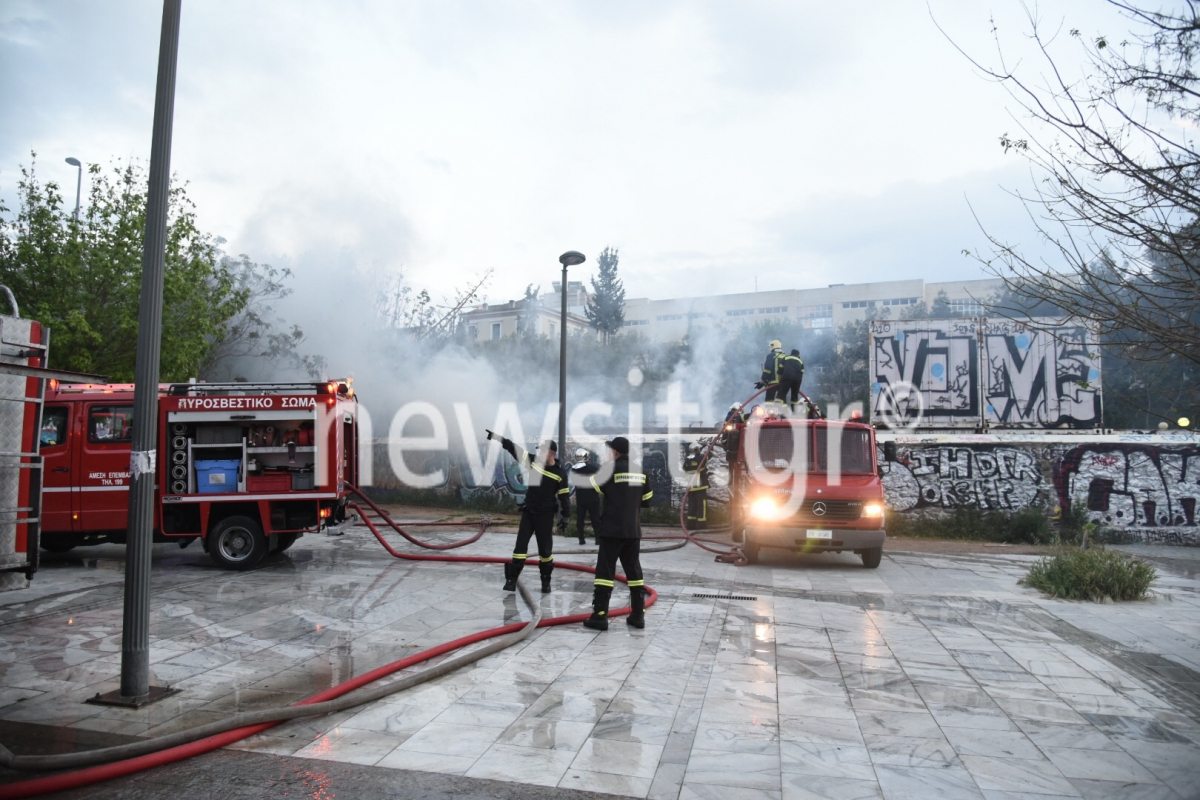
[692,593,758,600]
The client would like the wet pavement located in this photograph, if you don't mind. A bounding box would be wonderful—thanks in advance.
[1,520,1199,799]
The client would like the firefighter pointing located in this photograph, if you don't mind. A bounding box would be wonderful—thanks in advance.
[486,431,569,593]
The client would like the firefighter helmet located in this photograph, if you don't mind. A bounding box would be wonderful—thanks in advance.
[768,339,782,350]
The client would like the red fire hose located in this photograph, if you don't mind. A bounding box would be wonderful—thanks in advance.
[1,389,807,797]
[0,503,654,799]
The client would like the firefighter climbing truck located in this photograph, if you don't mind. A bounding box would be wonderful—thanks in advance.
[725,407,890,567]
[39,380,360,570]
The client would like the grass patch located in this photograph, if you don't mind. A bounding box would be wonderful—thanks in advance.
[887,507,1060,545]
[1020,548,1157,602]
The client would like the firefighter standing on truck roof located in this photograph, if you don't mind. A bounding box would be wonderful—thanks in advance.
[779,348,805,414]
[486,430,569,593]
[683,443,709,529]
[584,436,652,631]
[755,339,785,410]
[571,448,601,545]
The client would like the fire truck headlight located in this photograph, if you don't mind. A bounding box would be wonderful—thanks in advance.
[724,423,734,431]
[863,503,884,517]
[750,497,779,521]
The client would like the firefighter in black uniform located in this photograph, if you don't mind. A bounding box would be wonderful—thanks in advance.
[584,437,653,631]
[571,448,601,545]
[683,443,709,529]
[486,430,569,593]
[779,348,805,413]
[755,339,785,410]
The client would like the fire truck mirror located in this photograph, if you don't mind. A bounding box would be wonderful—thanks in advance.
[883,441,897,462]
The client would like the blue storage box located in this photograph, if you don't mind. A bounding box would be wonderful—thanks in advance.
[195,459,240,494]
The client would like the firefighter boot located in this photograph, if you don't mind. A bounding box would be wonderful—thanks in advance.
[583,587,611,631]
[503,560,523,592]
[626,586,646,629]
[538,559,554,594]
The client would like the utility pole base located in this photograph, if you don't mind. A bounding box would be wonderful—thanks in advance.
[86,684,180,709]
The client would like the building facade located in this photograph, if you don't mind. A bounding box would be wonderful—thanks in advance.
[618,277,1003,341]
[461,298,592,343]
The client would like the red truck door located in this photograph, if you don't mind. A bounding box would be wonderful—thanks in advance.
[39,403,76,532]
[78,401,133,531]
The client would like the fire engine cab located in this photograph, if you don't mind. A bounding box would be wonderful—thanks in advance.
[725,405,889,567]
[39,380,360,570]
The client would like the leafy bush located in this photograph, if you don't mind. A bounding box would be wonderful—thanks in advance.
[1021,548,1157,602]
[1005,508,1056,545]
[887,507,1058,544]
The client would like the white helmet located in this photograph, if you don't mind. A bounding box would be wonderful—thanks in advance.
[574,448,589,459]
[729,402,741,410]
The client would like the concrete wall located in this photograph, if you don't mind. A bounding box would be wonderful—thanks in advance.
[878,432,1200,545]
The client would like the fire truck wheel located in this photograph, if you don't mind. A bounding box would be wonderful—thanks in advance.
[742,539,760,564]
[209,516,267,570]
[275,533,299,553]
[860,547,882,569]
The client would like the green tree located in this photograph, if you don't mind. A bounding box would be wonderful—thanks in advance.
[585,246,625,343]
[517,283,541,339]
[0,155,248,382]
[953,2,1200,376]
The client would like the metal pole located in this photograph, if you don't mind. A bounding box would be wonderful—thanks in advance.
[120,0,182,701]
[73,166,82,222]
[558,263,568,453]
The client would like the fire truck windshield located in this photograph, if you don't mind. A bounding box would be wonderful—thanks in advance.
[751,424,874,475]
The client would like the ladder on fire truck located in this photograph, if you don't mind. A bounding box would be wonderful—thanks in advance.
[0,290,105,587]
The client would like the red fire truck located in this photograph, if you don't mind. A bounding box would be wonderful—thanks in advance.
[39,380,360,570]
[726,406,890,567]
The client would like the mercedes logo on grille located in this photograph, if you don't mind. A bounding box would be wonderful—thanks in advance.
[811,501,827,516]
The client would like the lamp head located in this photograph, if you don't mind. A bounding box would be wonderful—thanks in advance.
[559,251,586,267]
[65,157,81,167]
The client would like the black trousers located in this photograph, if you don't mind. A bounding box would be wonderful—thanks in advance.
[687,488,708,527]
[511,509,555,577]
[778,378,801,409]
[591,536,643,611]
[576,494,600,539]
[764,383,782,404]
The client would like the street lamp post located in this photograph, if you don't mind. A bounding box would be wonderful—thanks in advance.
[65,157,82,221]
[558,251,586,454]
[85,0,183,710]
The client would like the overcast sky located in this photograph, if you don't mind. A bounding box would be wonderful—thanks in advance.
[2,0,1126,309]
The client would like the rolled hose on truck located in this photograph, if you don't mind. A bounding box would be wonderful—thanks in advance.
[0,501,657,798]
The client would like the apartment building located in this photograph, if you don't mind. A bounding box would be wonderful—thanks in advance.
[461,281,594,343]
[462,276,1003,343]
[618,277,1003,341]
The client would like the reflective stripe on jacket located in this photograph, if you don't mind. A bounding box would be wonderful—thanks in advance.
[591,456,651,539]
[500,438,569,516]
[761,349,783,384]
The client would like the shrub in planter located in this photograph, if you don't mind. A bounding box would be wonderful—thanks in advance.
[1020,548,1157,602]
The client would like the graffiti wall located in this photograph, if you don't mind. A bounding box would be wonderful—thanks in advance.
[870,319,979,427]
[879,433,1200,545]
[362,431,1198,545]
[870,318,1102,429]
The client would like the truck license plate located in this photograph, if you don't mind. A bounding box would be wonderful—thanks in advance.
[806,530,832,540]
